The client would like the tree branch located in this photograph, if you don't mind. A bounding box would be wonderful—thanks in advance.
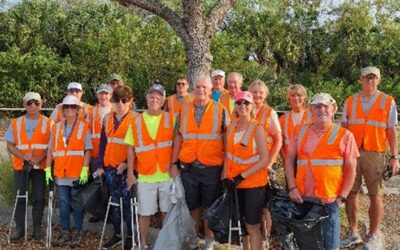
[205,0,236,37]
[116,0,189,41]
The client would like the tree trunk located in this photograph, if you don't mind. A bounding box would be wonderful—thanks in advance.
[116,0,235,88]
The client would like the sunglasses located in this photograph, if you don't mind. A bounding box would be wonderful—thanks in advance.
[176,81,187,86]
[113,97,130,104]
[63,104,79,109]
[68,89,82,94]
[27,99,40,106]
[235,100,251,106]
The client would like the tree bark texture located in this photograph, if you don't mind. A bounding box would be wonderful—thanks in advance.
[116,0,235,86]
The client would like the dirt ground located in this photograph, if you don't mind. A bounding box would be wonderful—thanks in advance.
[0,194,399,250]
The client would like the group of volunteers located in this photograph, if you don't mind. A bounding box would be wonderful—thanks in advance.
[5,66,398,250]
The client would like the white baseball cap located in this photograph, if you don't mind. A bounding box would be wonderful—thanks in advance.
[361,66,381,78]
[62,95,82,106]
[67,82,83,91]
[23,92,41,102]
[211,69,225,78]
[309,93,336,106]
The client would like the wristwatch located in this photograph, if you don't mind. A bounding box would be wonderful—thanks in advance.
[337,195,347,203]
[390,155,399,160]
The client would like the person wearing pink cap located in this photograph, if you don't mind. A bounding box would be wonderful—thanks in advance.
[223,91,269,250]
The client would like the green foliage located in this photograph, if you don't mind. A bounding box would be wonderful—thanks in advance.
[0,0,400,110]
[0,160,14,204]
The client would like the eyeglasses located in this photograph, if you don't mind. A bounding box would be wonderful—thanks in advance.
[176,81,187,86]
[26,99,40,106]
[113,97,130,104]
[63,104,79,109]
[68,89,82,94]
[235,100,251,106]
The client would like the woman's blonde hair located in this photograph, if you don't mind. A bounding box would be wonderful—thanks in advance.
[286,84,308,103]
[248,79,269,98]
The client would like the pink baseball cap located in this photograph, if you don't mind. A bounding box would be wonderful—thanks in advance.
[234,91,254,104]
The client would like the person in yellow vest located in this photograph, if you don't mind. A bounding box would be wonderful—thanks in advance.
[94,85,136,250]
[224,91,269,250]
[248,79,282,248]
[107,73,138,111]
[220,72,243,120]
[125,84,174,249]
[165,76,194,117]
[5,92,52,242]
[279,84,312,162]
[211,69,228,101]
[285,93,358,250]
[50,82,93,124]
[341,66,399,250]
[45,95,92,248]
[170,75,229,250]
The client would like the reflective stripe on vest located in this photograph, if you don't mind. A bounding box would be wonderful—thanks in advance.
[181,101,222,140]
[226,152,260,165]
[134,112,172,153]
[84,103,90,123]
[15,116,49,150]
[241,122,256,146]
[55,120,84,149]
[348,93,388,128]
[284,110,311,145]
[53,150,84,157]
[298,123,340,146]
[107,138,126,145]
[297,159,344,166]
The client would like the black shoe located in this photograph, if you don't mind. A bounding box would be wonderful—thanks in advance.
[70,231,82,248]
[89,216,101,223]
[54,231,70,246]
[124,236,133,250]
[102,234,122,249]
[9,231,25,243]
[33,229,43,240]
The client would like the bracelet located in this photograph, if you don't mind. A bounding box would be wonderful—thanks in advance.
[288,186,297,193]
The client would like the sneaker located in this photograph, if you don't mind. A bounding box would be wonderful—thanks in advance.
[263,236,271,249]
[363,233,384,250]
[189,236,200,250]
[102,234,122,249]
[33,228,43,240]
[205,237,215,250]
[341,232,363,248]
[54,231,70,246]
[124,236,133,250]
[70,231,83,248]
[140,245,150,250]
[9,230,25,243]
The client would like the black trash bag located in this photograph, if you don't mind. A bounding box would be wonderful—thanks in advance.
[205,187,241,244]
[268,194,328,250]
[80,176,108,220]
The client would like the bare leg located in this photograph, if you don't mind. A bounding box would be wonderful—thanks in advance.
[346,192,360,234]
[246,223,262,250]
[139,215,151,246]
[368,194,384,235]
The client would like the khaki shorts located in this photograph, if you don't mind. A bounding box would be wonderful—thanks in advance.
[137,179,173,216]
[351,148,386,195]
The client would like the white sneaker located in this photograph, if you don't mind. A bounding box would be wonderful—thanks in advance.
[363,233,384,250]
[205,237,214,250]
[341,232,363,248]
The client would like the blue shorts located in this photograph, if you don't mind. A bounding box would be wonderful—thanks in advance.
[322,202,340,249]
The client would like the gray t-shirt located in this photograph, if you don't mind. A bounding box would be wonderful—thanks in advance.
[6,117,40,143]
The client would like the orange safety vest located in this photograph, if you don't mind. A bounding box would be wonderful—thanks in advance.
[167,94,194,117]
[131,111,174,175]
[255,104,275,151]
[179,100,224,166]
[345,92,392,152]
[280,109,312,152]
[226,119,267,189]
[91,105,112,158]
[52,120,89,178]
[103,111,134,168]
[52,102,93,124]
[295,123,346,200]
[220,93,236,120]
[11,115,52,170]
